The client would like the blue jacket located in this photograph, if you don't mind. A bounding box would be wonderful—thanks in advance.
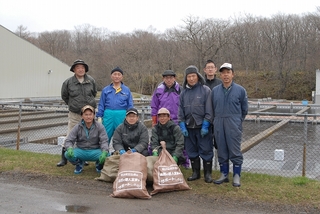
[97,82,133,117]
[211,81,248,121]
[179,79,213,127]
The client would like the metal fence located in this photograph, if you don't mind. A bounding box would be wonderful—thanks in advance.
[1,100,320,180]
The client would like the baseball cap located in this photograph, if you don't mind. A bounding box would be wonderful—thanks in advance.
[126,108,138,116]
[219,63,233,72]
[81,105,95,114]
[157,107,170,115]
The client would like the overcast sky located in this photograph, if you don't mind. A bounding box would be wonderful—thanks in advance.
[0,0,319,34]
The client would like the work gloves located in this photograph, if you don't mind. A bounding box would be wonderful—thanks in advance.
[67,147,74,158]
[172,155,178,163]
[99,151,108,164]
[119,148,136,155]
[152,149,158,156]
[201,120,210,138]
[179,122,188,137]
[152,115,157,127]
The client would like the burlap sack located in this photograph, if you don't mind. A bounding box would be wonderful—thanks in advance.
[146,156,159,182]
[111,152,151,199]
[151,142,191,195]
[95,153,120,183]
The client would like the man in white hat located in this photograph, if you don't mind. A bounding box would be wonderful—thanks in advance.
[211,63,248,187]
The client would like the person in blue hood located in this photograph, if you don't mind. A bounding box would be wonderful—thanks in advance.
[178,65,214,183]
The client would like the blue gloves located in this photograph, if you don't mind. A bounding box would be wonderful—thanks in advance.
[119,149,126,155]
[130,148,137,153]
[201,120,210,137]
[179,122,188,137]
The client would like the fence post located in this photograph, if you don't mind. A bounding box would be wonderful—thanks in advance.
[141,109,145,121]
[16,101,22,150]
[302,112,308,177]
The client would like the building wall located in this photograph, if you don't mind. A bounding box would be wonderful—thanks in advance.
[0,25,72,99]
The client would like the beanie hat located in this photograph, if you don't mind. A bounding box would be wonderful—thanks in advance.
[185,65,199,76]
[70,59,89,72]
[111,66,124,75]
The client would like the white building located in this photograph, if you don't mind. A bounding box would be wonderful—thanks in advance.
[0,25,72,100]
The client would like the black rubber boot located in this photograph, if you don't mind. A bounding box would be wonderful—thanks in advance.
[203,161,213,183]
[187,157,201,181]
[56,147,67,167]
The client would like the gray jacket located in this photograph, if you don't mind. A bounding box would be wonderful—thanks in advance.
[61,74,97,114]
[113,120,149,155]
[65,120,109,152]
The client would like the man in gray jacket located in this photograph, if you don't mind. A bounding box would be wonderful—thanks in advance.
[64,105,109,174]
[178,65,214,183]
[112,108,149,156]
[57,59,97,167]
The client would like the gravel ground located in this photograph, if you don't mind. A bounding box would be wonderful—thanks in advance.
[0,170,318,214]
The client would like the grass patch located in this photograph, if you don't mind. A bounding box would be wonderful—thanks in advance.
[1,147,319,209]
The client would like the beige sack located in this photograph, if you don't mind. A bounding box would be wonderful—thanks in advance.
[146,156,159,182]
[151,141,191,195]
[111,152,151,199]
[95,153,120,183]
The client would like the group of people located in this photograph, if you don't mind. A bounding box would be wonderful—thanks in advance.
[57,59,248,187]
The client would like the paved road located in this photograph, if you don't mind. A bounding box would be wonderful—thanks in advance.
[0,182,268,214]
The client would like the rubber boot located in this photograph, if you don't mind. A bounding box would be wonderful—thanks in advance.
[232,164,241,187]
[213,162,229,184]
[56,147,67,167]
[187,157,201,181]
[203,161,213,183]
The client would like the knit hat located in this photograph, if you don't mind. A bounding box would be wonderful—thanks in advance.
[185,65,199,76]
[182,65,205,88]
[70,59,89,72]
[162,70,176,77]
[157,107,170,116]
[111,66,124,75]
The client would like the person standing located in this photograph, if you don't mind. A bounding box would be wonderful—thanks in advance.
[64,105,109,174]
[151,70,181,126]
[211,63,248,187]
[178,65,214,183]
[58,59,97,167]
[150,108,184,164]
[203,60,222,150]
[203,59,222,90]
[96,67,133,141]
[150,70,190,167]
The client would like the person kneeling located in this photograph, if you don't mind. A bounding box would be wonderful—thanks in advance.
[150,108,185,165]
[64,105,109,174]
[113,108,149,156]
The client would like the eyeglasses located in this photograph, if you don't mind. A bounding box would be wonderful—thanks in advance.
[205,66,216,69]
